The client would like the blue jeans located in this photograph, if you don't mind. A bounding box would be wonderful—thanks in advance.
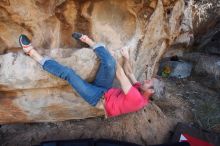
[40,44,116,106]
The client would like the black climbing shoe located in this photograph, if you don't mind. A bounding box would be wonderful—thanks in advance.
[19,34,33,55]
[19,34,31,47]
[72,32,83,40]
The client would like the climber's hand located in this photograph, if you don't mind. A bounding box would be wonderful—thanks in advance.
[121,47,129,60]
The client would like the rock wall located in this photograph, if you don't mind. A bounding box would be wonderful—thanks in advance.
[0,0,219,123]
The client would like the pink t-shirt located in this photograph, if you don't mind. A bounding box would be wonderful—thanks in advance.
[104,82,149,117]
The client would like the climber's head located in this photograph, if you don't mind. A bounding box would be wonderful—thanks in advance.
[140,79,155,98]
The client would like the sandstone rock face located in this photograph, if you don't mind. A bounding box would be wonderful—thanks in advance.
[0,49,99,90]
[0,0,219,123]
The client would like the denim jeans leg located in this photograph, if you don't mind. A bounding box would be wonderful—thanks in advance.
[41,59,104,106]
[92,44,116,90]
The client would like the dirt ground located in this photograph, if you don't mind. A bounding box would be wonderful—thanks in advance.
[0,77,220,146]
[155,77,220,132]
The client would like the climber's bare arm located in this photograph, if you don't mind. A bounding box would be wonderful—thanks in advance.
[121,47,138,84]
[124,58,138,84]
[116,62,132,94]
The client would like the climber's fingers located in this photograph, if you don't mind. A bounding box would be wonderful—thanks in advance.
[121,47,129,59]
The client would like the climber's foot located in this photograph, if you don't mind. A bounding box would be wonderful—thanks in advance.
[72,32,83,41]
[19,34,43,62]
[19,34,34,56]
[72,32,95,47]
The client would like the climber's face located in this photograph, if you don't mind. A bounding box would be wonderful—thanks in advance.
[141,79,153,90]
[140,79,155,98]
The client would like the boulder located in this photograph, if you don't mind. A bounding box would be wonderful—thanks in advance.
[0,48,99,91]
[158,60,192,78]
[0,0,219,123]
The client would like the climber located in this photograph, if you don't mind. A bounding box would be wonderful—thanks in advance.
[19,33,154,117]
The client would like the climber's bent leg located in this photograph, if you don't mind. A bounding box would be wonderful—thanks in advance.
[72,33,116,90]
[92,43,116,90]
[41,57,105,106]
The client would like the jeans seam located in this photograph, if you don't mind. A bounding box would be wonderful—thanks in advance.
[89,89,105,106]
